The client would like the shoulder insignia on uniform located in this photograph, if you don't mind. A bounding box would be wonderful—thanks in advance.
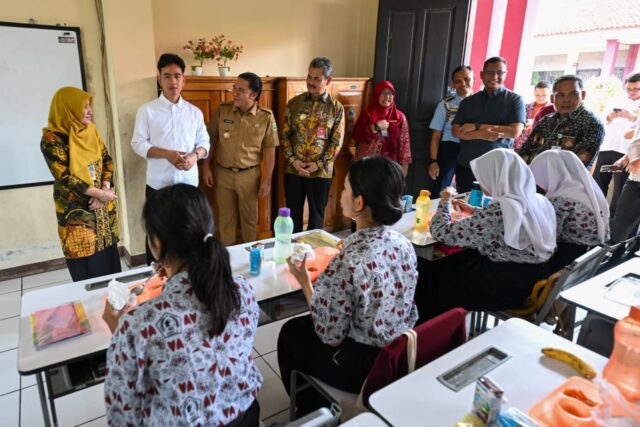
[272,122,278,131]
[443,95,455,102]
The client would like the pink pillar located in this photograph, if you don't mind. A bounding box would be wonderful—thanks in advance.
[624,44,639,78]
[601,39,620,77]
[469,0,494,91]
[499,0,531,90]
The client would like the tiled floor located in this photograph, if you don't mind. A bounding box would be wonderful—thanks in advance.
[0,265,292,427]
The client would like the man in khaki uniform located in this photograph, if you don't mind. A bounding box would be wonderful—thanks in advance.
[202,72,279,245]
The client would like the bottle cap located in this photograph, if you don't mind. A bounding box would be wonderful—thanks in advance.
[278,207,291,217]
[420,190,431,197]
[630,305,640,321]
[471,181,481,190]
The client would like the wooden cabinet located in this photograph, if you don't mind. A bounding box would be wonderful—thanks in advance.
[182,76,277,240]
[274,77,372,232]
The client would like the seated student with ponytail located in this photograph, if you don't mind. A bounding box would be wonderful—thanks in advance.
[530,150,609,271]
[426,149,557,316]
[101,184,262,426]
[277,156,418,416]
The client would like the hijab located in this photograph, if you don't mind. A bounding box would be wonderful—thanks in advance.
[44,87,103,185]
[367,80,402,129]
[529,150,609,242]
[470,148,556,259]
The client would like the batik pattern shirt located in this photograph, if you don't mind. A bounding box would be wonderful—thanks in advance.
[310,226,419,347]
[354,112,412,164]
[431,200,552,263]
[40,131,119,258]
[281,92,345,178]
[518,106,605,167]
[550,196,607,246]
[105,272,262,427]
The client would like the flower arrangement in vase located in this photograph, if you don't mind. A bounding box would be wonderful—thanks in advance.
[212,35,243,76]
[183,38,216,75]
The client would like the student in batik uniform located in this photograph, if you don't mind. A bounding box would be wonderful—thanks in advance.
[102,184,262,426]
[277,156,418,417]
[530,149,609,271]
[426,149,556,316]
[40,87,120,282]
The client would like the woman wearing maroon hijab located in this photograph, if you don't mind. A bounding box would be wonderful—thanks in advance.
[353,80,412,175]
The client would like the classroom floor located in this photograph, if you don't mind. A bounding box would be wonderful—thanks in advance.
[0,262,293,427]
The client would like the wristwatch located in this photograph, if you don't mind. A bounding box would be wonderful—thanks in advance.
[429,159,438,164]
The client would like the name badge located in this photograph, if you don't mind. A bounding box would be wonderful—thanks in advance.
[224,119,234,124]
[317,125,327,139]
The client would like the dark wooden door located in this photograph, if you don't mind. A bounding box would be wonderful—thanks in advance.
[374,0,470,196]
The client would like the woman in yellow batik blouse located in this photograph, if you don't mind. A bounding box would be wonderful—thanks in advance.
[41,87,120,282]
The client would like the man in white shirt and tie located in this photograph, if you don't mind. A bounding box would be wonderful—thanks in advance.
[131,53,210,263]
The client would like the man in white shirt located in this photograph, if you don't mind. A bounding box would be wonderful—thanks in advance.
[131,53,210,262]
[592,72,640,217]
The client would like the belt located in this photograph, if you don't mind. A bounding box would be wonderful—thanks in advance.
[217,164,259,173]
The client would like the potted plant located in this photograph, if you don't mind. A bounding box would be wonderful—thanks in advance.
[212,35,243,76]
[183,38,215,75]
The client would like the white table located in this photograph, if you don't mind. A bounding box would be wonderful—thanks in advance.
[340,412,388,426]
[560,257,640,321]
[369,319,607,426]
[18,229,339,426]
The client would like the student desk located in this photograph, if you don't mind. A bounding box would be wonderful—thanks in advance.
[560,257,640,321]
[340,412,388,426]
[18,229,339,427]
[369,319,607,426]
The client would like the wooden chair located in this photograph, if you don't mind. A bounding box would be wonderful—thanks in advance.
[288,308,467,422]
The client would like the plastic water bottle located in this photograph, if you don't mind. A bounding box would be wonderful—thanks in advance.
[273,207,294,264]
[603,305,640,402]
[469,181,483,207]
[412,190,431,245]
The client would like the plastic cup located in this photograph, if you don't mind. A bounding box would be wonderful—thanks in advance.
[402,195,413,213]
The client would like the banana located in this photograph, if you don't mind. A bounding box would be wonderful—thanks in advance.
[541,347,597,379]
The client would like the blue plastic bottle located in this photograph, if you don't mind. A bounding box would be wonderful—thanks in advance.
[469,181,484,208]
[274,207,294,264]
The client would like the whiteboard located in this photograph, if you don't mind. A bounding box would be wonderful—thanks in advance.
[0,22,86,189]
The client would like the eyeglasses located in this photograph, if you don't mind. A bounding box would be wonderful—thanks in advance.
[379,90,395,97]
[553,91,581,100]
[626,88,640,94]
[482,70,506,77]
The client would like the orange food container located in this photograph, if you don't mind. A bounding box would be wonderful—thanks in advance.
[133,276,166,304]
[104,275,167,307]
[305,247,340,283]
[529,376,602,427]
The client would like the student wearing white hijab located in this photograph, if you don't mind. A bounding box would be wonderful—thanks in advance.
[423,149,557,317]
[530,150,609,269]
[530,150,609,243]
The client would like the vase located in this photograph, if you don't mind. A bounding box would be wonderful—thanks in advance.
[218,66,230,76]
[191,66,203,76]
